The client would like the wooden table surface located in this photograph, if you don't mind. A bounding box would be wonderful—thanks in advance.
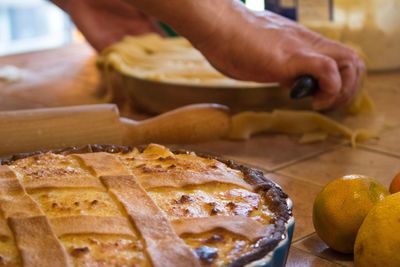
[1,43,400,266]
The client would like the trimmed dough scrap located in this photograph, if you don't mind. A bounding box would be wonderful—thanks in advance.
[228,104,384,147]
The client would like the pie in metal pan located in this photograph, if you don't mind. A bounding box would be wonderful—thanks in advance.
[0,144,294,267]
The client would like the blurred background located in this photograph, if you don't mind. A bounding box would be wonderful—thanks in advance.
[0,0,83,56]
[0,0,264,56]
[0,0,399,71]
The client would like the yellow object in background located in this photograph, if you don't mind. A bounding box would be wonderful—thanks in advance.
[302,0,400,71]
[312,175,389,254]
[354,192,400,267]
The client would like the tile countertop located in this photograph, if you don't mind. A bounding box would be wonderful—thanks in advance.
[1,44,400,266]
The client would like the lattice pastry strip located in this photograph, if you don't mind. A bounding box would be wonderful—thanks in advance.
[9,153,102,191]
[102,175,200,267]
[0,166,70,267]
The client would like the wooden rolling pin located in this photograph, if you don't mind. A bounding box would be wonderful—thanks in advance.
[0,103,230,156]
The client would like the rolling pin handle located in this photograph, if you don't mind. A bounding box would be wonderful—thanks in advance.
[120,104,231,146]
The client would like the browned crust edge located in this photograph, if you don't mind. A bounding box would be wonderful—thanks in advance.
[1,144,292,267]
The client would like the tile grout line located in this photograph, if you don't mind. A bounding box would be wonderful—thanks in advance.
[358,145,400,159]
[291,231,316,244]
[270,145,341,172]
[272,142,400,187]
[271,171,325,188]
[294,246,349,267]
[273,171,325,187]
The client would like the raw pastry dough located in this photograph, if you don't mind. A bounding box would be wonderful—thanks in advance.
[346,90,375,115]
[228,108,382,147]
[98,34,263,86]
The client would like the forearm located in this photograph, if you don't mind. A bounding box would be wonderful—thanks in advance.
[51,0,246,49]
[124,0,240,43]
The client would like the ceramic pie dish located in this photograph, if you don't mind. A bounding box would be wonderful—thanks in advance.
[117,74,310,114]
[98,34,312,114]
[0,144,294,267]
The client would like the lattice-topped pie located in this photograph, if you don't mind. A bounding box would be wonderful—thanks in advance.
[0,144,292,267]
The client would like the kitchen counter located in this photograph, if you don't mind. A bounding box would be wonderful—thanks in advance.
[1,43,400,266]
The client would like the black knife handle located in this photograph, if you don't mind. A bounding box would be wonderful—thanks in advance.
[290,75,319,99]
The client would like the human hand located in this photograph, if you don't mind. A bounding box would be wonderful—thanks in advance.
[54,0,364,110]
[53,0,165,51]
[190,3,365,110]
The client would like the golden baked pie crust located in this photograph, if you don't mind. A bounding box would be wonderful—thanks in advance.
[0,144,291,267]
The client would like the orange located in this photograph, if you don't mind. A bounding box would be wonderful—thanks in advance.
[389,172,400,194]
[354,192,400,267]
[313,175,389,254]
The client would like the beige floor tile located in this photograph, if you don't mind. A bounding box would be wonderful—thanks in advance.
[366,75,400,127]
[294,233,353,267]
[361,126,400,158]
[277,147,400,187]
[267,173,322,241]
[287,247,341,267]
[180,134,336,171]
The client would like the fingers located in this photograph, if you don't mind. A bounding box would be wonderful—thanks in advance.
[284,41,365,111]
[334,61,359,106]
[319,42,365,107]
[285,52,342,110]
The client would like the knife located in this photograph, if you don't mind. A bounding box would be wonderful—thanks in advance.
[290,75,319,99]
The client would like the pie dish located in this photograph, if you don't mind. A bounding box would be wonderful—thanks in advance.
[0,144,293,266]
[98,34,311,113]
